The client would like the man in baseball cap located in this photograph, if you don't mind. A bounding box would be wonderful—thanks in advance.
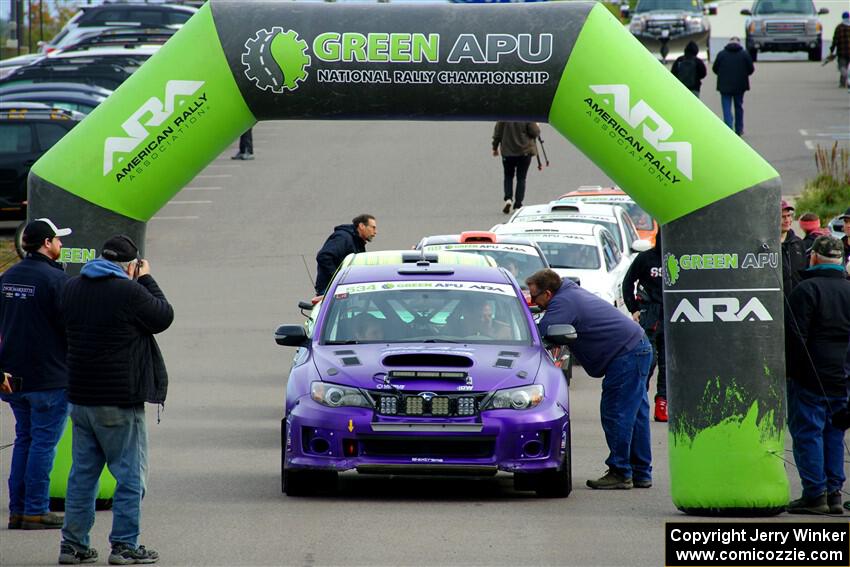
[21,218,72,251]
[781,199,806,295]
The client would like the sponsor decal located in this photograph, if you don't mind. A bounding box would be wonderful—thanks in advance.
[241,28,552,90]
[334,281,514,296]
[583,84,692,188]
[2,283,35,299]
[425,243,538,256]
[103,80,209,183]
[670,297,773,323]
[59,247,97,264]
[663,252,779,286]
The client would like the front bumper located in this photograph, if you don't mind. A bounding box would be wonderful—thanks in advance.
[633,30,710,60]
[747,34,820,52]
[283,397,569,475]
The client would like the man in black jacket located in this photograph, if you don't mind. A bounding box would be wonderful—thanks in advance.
[671,41,708,97]
[785,236,850,515]
[58,235,173,566]
[622,234,667,422]
[0,219,71,531]
[712,37,754,135]
[315,214,377,296]
[781,200,806,296]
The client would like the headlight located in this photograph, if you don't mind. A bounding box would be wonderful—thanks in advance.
[311,382,371,408]
[482,385,544,411]
[747,21,761,34]
[812,21,822,34]
[629,19,644,33]
[685,16,705,32]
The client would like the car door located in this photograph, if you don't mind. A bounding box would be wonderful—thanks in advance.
[0,121,37,212]
[618,208,641,258]
[600,229,628,310]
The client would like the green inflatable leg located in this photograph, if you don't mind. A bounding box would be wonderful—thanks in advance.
[49,420,117,512]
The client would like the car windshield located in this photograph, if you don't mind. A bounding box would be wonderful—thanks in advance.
[423,246,546,287]
[753,0,815,14]
[321,281,532,345]
[533,241,601,270]
[635,0,703,13]
[513,215,623,250]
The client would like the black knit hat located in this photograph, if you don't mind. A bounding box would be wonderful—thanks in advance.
[101,235,139,262]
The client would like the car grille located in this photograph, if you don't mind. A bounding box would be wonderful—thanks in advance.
[645,19,686,37]
[359,435,496,458]
[371,391,488,417]
[765,21,806,35]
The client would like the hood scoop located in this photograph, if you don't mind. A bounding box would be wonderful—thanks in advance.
[382,353,473,368]
[494,350,520,369]
[334,349,360,367]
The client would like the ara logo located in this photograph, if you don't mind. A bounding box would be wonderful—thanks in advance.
[103,80,205,176]
[588,84,692,181]
[670,297,773,323]
[243,28,311,93]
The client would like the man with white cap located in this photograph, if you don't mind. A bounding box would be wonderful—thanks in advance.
[0,218,72,530]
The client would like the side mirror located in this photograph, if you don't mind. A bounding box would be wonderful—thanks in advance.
[275,324,309,347]
[544,324,578,346]
[740,8,752,15]
[631,239,652,253]
[818,7,829,14]
[297,300,314,311]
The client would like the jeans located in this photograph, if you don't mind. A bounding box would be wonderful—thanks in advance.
[787,380,846,500]
[502,154,532,207]
[601,336,653,481]
[646,329,667,400]
[1,388,68,515]
[62,404,148,549]
[239,128,253,155]
[720,93,745,135]
[838,56,849,87]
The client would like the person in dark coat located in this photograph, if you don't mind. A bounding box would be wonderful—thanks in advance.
[622,232,667,422]
[829,11,850,88]
[492,122,540,213]
[231,128,254,160]
[314,214,377,296]
[785,236,850,515]
[712,37,754,135]
[781,200,806,296]
[0,219,71,531]
[59,235,173,565]
[840,207,850,265]
[671,41,707,97]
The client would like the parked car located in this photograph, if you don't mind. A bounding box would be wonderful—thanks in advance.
[555,186,660,245]
[741,0,828,61]
[0,103,85,257]
[492,221,635,312]
[58,26,177,52]
[624,0,712,62]
[0,53,44,81]
[41,3,196,54]
[0,90,108,114]
[276,251,574,497]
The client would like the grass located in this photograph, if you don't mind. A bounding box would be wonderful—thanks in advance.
[0,237,21,274]
[794,142,850,224]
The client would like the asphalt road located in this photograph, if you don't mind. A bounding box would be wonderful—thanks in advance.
[2,17,850,567]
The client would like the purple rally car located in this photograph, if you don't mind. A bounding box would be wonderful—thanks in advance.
[275,255,574,497]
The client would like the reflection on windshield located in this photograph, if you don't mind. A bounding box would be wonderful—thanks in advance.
[620,203,654,231]
[635,0,702,12]
[321,284,532,344]
[534,242,601,270]
[754,0,814,15]
[438,249,546,286]
[513,215,623,251]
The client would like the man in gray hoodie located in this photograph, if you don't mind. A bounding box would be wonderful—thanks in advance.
[492,122,540,213]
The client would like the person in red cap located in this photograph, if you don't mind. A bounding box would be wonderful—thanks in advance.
[781,200,806,296]
[798,212,830,263]
[0,218,72,531]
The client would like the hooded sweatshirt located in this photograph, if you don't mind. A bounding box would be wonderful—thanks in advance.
[712,41,755,95]
[832,16,850,58]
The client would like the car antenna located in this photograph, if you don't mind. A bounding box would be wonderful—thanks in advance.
[300,254,315,289]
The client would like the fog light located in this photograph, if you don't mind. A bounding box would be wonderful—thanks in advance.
[457,397,476,416]
[431,397,449,415]
[379,396,397,415]
[405,397,423,415]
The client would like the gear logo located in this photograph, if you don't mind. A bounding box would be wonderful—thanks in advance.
[242,28,311,93]
[663,253,680,287]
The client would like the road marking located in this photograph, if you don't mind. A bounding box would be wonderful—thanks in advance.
[805,140,816,150]
[151,216,199,220]
[664,288,781,293]
[167,200,213,205]
[799,129,808,136]
[184,187,221,191]
[195,174,231,179]
[206,163,240,168]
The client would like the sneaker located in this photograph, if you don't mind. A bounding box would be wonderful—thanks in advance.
[828,491,843,514]
[513,202,522,210]
[230,153,244,160]
[788,493,829,515]
[59,542,98,564]
[586,470,633,490]
[8,513,22,529]
[109,543,159,565]
[634,478,653,488]
[654,397,668,422]
[241,153,255,160]
[502,199,512,214]
[21,511,63,529]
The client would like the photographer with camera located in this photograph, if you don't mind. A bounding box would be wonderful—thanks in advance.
[785,236,850,515]
[58,235,173,565]
[0,219,72,531]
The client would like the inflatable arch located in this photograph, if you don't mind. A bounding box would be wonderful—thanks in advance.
[31,1,786,515]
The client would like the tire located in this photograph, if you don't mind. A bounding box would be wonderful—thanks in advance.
[535,429,572,498]
[748,47,758,62]
[283,467,338,497]
[14,221,25,259]
[808,41,822,62]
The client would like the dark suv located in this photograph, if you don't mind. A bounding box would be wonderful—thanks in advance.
[0,103,84,256]
[741,0,829,61]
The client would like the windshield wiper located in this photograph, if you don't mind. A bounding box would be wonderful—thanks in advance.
[324,340,361,345]
[421,339,461,343]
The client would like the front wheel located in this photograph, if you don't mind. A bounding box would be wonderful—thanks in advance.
[808,41,822,61]
[534,433,572,498]
[747,47,758,62]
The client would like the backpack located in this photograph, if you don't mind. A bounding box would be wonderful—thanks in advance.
[675,57,698,89]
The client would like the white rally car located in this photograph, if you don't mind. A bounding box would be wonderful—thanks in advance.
[492,221,633,312]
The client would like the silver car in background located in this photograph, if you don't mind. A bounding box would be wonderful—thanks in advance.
[741,0,828,61]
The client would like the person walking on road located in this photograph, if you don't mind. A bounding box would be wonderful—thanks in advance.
[0,219,71,531]
[712,37,754,136]
[527,269,653,490]
[785,236,850,515]
[621,232,667,422]
[59,235,173,566]
[492,122,540,213]
[781,200,806,297]
[671,41,707,97]
[232,128,254,160]
[314,214,377,297]
[829,11,850,88]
